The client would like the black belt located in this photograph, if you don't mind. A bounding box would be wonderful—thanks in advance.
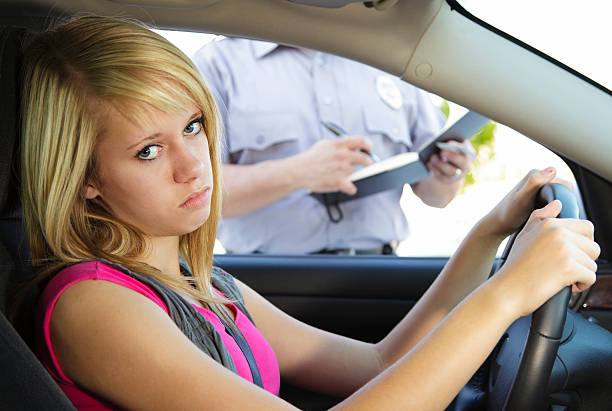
[313,243,396,255]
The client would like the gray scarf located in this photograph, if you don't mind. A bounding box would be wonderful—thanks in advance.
[93,259,255,375]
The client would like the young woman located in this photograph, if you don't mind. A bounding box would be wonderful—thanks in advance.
[22,16,599,410]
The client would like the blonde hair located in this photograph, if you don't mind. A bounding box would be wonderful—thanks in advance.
[21,16,225,307]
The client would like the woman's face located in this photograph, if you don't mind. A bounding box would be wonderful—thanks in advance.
[85,104,213,238]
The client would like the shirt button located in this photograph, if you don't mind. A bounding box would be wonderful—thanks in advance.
[323,96,333,105]
[255,135,265,145]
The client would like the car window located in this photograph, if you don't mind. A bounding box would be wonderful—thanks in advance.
[157,29,577,258]
[458,0,611,91]
[399,98,575,257]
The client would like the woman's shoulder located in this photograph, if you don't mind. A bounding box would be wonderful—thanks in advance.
[53,260,136,283]
[39,261,168,315]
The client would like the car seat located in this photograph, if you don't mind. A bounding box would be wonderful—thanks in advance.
[0,25,75,410]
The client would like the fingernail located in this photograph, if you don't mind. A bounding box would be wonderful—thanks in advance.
[545,167,555,174]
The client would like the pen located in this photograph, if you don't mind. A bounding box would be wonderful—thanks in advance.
[321,120,380,162]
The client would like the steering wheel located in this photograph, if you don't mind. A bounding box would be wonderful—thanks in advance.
[486,183,579,410]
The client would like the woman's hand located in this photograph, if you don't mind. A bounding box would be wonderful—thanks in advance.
[484,167,572,239]
[492,200,600,318]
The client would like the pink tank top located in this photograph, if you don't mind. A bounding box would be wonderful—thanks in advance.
[35,261,280,409]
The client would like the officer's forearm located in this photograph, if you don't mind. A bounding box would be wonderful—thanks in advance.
[410,174,462,208]
[220,160,302,218]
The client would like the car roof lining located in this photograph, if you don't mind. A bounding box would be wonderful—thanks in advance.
[2,0,611,182]
[1,0,442,75]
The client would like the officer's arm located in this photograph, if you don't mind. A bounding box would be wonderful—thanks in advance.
[221,160,304,218]
[221,136,372,218]
[411,143,474,208]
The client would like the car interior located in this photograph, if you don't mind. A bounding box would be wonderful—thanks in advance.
[1,0,611,410]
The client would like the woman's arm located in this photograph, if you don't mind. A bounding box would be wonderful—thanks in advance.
[236,279,382,396]
[375,213,503,367]
[241,168,597,401]
[237,220,505,397]
[376,168,563,366]
[242,197,598,409]
[237,211,505,396]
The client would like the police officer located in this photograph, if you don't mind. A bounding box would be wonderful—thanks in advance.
[193,39,474,254]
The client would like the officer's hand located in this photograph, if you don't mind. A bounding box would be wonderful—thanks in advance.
[296,136,373,195]
[427,139,475,184]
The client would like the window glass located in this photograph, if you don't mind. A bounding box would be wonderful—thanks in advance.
[157,29,576,257]
[398,99,574,257]
[458,0,611,91]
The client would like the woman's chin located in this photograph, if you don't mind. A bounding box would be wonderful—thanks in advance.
[144,219,210,238]
[181,212,211,234]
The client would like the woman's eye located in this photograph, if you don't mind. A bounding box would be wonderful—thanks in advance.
[137,145,162,160]
[184,118,203,136]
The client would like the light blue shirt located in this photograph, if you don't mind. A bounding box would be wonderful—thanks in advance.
[193,39,445,254]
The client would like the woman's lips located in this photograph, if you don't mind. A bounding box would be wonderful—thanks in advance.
[180,187,210,209]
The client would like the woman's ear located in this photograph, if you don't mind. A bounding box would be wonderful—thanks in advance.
[84,182,101,200]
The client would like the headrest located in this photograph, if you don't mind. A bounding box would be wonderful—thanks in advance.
[0,26,32,217]
[0,27,34,321]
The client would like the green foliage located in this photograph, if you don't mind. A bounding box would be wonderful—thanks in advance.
[439,100,496,191]
[440,100,450,118]
[464,121,496,190]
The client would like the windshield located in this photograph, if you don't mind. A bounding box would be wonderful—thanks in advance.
[458,0,611,91]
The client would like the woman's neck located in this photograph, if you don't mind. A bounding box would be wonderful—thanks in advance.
[142,235,182,277]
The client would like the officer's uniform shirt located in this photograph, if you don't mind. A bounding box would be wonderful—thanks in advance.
[193,39,446,254]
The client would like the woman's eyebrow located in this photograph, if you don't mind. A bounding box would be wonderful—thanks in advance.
[127,133,161,151]
[126,111,204,151]
[189,111,203,121]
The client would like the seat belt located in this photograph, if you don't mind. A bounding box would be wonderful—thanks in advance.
[216,315,264,389]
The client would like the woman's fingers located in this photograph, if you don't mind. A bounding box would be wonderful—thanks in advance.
[570,265,597,293]
[526,218,599,259]
[490,168,563,238]
[574,268,598,293]
[550,176,575,191]
[522,200,562,231]
[521,167,557,193]
[560,231,599,271]
[534,220,600,293]
[570,243,599,275]
[513,168,558,210]
[554,218,596,242]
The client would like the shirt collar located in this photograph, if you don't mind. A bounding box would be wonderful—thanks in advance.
[251,40,282,59]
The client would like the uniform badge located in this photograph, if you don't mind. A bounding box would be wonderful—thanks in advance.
[376,75,403,110]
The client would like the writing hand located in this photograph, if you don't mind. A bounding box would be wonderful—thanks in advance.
[321,120,380,162]
[295,136,373,195]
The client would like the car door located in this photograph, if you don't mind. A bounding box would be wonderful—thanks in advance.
[214,254,447,408]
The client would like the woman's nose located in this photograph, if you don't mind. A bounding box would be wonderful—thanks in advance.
[173,143,204,184]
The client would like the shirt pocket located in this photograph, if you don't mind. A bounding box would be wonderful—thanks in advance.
[363,106,412,159]
[225,111,305,165]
